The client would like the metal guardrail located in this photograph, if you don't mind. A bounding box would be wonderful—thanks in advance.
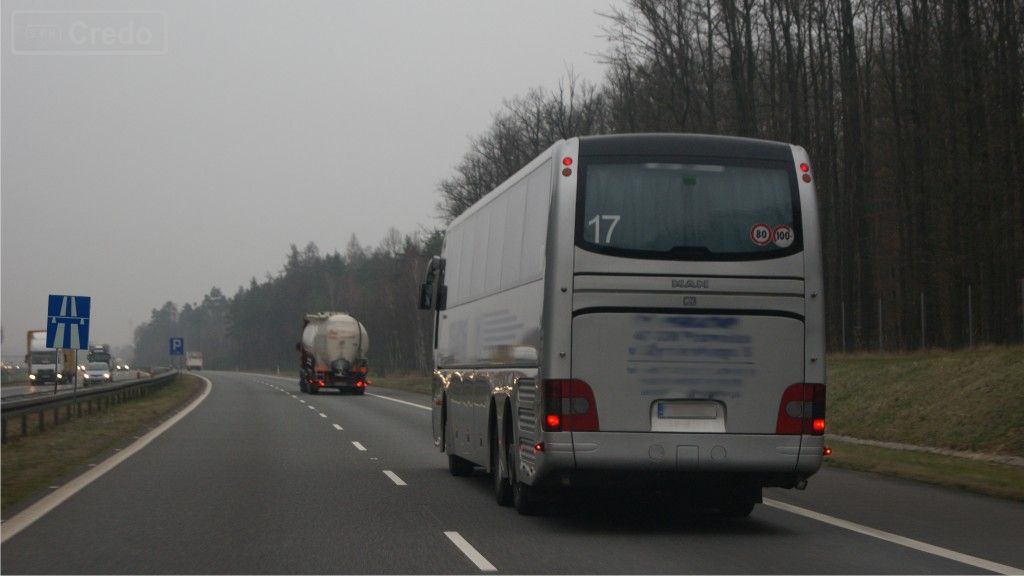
[1,369,179,443]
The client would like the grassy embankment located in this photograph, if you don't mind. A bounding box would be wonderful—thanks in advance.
[1,374,204,515]
[372,346,1024,500]
[826,345,1024,499]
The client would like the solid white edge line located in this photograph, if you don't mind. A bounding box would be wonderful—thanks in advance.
[764,498,1022,575]
[352,441,366,451]
[1,374,213,543]
[365,392,430,411]
[383,470,407,486]
[333,424,343,431]
[444,531,496,572]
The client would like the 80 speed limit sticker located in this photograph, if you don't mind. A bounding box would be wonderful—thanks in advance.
[750,223,772,246]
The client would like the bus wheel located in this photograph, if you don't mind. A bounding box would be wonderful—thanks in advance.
[493,432,512,506]
[720,499,756,518]
[509,440,537,515]
[309,385,319,395]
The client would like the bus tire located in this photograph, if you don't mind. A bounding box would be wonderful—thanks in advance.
[493,431,512,506]
[720,499,756,518]
[309,385,319,395]
[509,440,538,515]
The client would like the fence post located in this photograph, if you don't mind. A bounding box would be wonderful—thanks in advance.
[878,298,884,352]
[841,301,847,353]
[920,292,926,350]
[968,284,974,348]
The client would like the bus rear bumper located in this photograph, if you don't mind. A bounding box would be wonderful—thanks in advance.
[570,431,822,476]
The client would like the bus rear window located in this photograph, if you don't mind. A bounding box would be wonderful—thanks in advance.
[577,160,801,260]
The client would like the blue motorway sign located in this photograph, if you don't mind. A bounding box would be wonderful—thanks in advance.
[169,337,185,356]
[46,294,91,350]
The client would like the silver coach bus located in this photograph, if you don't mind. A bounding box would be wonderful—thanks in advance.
[419,134,826,516]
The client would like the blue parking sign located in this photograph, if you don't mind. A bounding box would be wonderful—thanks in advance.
[47,294,91,350]
[169,337,184,356]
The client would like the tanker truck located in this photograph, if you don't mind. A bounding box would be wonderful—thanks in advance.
[298,312,369,395]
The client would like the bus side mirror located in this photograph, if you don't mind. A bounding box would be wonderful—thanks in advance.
[419,282,434,310]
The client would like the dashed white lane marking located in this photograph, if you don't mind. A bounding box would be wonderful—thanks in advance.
[307,405,316,410]
[299,399,306,404]
[764,499,1022,575]
[352,441,367,451]
[444,531,496,572]
[319,413,327,418]
[383,470,407,486]
[333,424,343,431]
[366,392,430,412]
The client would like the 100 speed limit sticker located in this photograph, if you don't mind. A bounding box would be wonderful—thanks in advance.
[749,223,795,248]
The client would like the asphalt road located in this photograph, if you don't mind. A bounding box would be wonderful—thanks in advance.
[2,371,1021,574]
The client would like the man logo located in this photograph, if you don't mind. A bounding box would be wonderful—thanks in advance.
[671,279,709,289]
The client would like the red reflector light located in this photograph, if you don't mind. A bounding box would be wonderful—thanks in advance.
[799,162,810,172]
[823,446,833,456]
[545,414,561,429]
[562,156,573,166]
[802,174,812,183]
[533,442,544,453]
[813,418,825,433]
[561,167,572,177]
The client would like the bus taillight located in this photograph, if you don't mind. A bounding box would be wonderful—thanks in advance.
[542,379,599,432]
[776,383,826,435]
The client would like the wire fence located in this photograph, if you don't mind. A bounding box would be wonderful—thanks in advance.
[832,280,1024,353]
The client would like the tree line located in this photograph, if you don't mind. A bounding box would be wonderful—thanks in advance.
[440,0,1023,351]
[133,231,441,372]
[136,0,1022,368]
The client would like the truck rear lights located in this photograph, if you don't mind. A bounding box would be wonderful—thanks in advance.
[533,442,545,453]
[823,446,833,456]
[356,380,367,388]
[542,379,599,432]
[317,379,325,387]
[776,383,826,435]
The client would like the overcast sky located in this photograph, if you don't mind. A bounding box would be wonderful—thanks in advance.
[2,0,617,358]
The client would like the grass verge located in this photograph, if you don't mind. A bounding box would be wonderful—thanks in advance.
[827,345,1024,456]
[1,374,203,516]
[825,438,1024,501]
[369,374,432,395]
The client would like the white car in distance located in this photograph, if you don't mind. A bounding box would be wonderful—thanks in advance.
[83,362,112,385]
